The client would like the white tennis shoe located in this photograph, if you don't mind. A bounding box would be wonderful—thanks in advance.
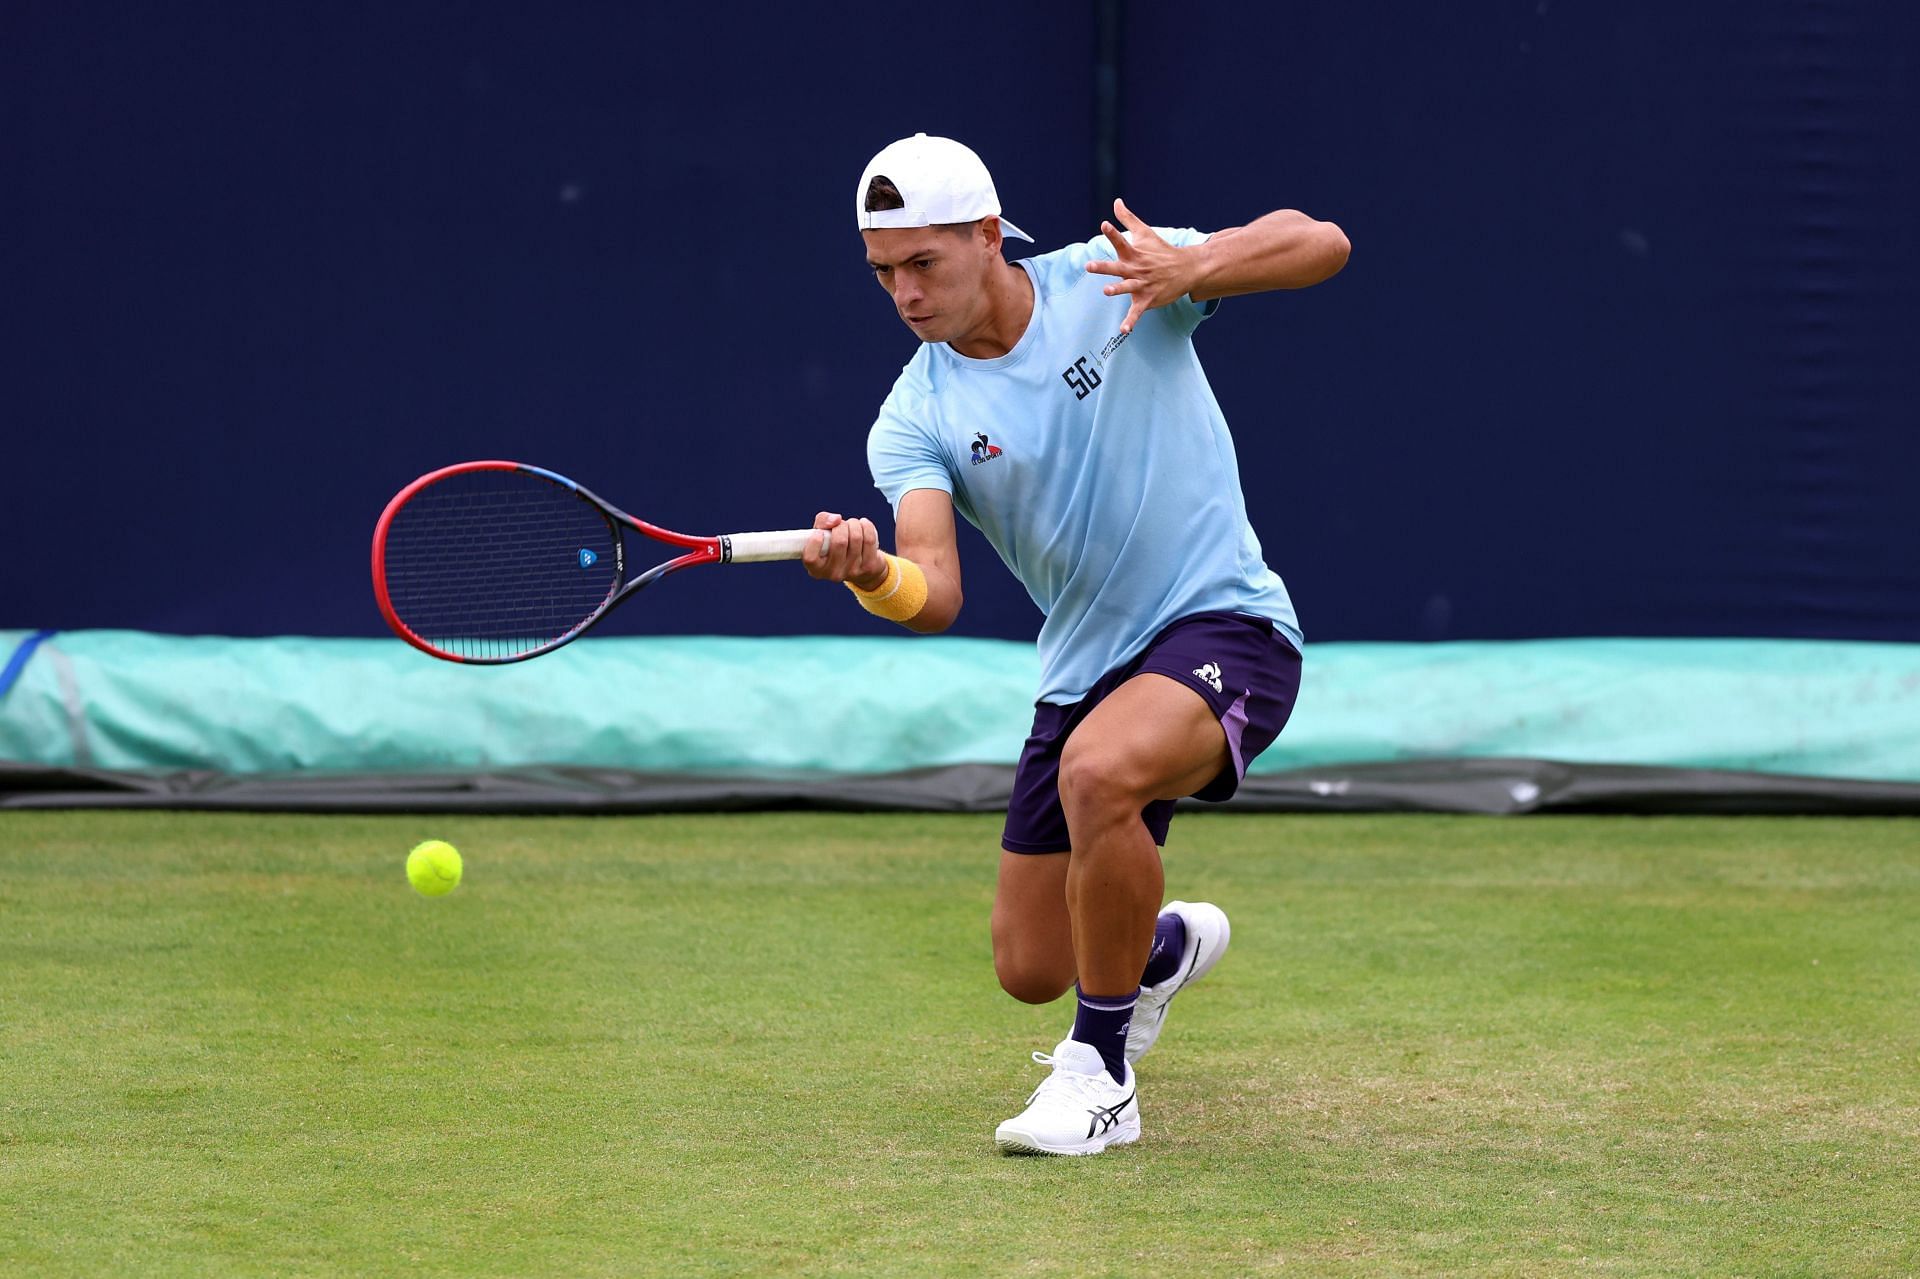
[994,1039,1140,1157]
[1125,900,1231,1064]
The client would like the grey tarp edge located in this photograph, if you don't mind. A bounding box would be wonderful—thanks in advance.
[6,759,1920,816]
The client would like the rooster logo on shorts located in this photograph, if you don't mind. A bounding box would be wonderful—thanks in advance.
[970,433,1004,466]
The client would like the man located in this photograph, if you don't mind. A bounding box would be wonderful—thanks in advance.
[805,133,1348,1155]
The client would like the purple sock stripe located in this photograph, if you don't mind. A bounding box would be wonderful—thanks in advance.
[1075,989,1140,1011]
[1071,985,1137,1084]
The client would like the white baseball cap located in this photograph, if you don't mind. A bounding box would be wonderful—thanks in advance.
[855,133,1033,242]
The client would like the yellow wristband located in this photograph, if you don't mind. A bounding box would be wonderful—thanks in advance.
[846,553,929,623]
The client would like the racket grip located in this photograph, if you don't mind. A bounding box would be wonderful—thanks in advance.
[722,529,821,563]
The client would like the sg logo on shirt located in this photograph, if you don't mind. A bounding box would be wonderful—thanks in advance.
[1060,356,1103,401]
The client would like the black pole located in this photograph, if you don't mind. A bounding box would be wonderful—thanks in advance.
[1092,0,1122,229]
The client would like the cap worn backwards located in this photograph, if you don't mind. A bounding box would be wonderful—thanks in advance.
[855,133,1034,243]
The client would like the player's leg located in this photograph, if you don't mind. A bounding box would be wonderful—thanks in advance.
[989,688,1177,1006]
[993,702,1080,1003]
[995,617,1300,1154]
[993,674,1218,1156]
[1043,673,1226,1084]
[1111,616,1301,1064]
[988,689,1206,1008]
[993,691,1147,1156]
[990,849,1074,1003]
[1057,671,1227,995]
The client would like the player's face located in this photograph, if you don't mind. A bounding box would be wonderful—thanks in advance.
[862,224,996,344]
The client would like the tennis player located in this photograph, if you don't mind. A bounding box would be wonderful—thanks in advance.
[805,133,1347,1155]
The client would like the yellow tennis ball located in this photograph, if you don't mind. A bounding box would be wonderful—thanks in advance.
[406,839,463,897]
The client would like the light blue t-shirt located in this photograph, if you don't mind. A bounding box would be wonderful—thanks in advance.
[867,228,1302,705]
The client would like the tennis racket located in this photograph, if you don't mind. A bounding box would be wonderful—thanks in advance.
[372,460,818,664]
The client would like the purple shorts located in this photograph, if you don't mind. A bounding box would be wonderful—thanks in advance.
[1002,611,1304,855]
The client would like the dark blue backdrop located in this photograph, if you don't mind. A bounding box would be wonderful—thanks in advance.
[4,2,1916,642]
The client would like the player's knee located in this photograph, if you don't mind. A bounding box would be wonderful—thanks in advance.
[995,957,1072,1005]
[1057,746,1147,820]
[991,930,1073,1004]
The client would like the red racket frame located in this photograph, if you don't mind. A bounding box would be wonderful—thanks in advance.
[371,459,727,664]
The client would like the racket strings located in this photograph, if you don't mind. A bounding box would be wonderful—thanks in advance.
[382,471,620,659]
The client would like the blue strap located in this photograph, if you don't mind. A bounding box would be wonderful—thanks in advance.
[0,629,57,701]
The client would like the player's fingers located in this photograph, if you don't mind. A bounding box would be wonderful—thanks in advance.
[1100,220,1129,257]
[801,531,828,574]
[807,512,841,565]
[831,521,862,579]
[1121,294,1149,334]
[1084,257,1123,277]
[1113,197,1149,233]
[1103,277,1140,297]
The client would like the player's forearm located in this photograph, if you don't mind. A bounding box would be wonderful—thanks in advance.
[901,559,962,633]
[846,549,962,633]
[879,489,963,633]
[1189,210,1349,299]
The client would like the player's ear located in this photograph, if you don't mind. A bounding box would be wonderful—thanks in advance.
[980,216,1004,257]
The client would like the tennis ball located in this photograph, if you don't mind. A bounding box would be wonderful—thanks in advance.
[406,839,463,897]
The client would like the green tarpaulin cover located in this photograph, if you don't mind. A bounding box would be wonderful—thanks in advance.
[5,630,1918,782]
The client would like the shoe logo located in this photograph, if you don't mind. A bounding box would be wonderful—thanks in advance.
[970,432,1005,466]
[1184,937,1209,984]
[1085,1092,1136,1139]
[1193,661,1223,693]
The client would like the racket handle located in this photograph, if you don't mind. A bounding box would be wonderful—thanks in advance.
[722,529,822,563]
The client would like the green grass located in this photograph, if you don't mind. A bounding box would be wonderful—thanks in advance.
[2,812,1917,1277]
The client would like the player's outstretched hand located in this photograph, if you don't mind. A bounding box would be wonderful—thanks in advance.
[1084,198,1201,334]
[804,511,888,590]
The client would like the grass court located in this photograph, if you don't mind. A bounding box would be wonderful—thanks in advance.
[3,811,1916,1276]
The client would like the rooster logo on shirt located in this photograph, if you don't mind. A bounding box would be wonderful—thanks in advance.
[970,433,1004,466]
